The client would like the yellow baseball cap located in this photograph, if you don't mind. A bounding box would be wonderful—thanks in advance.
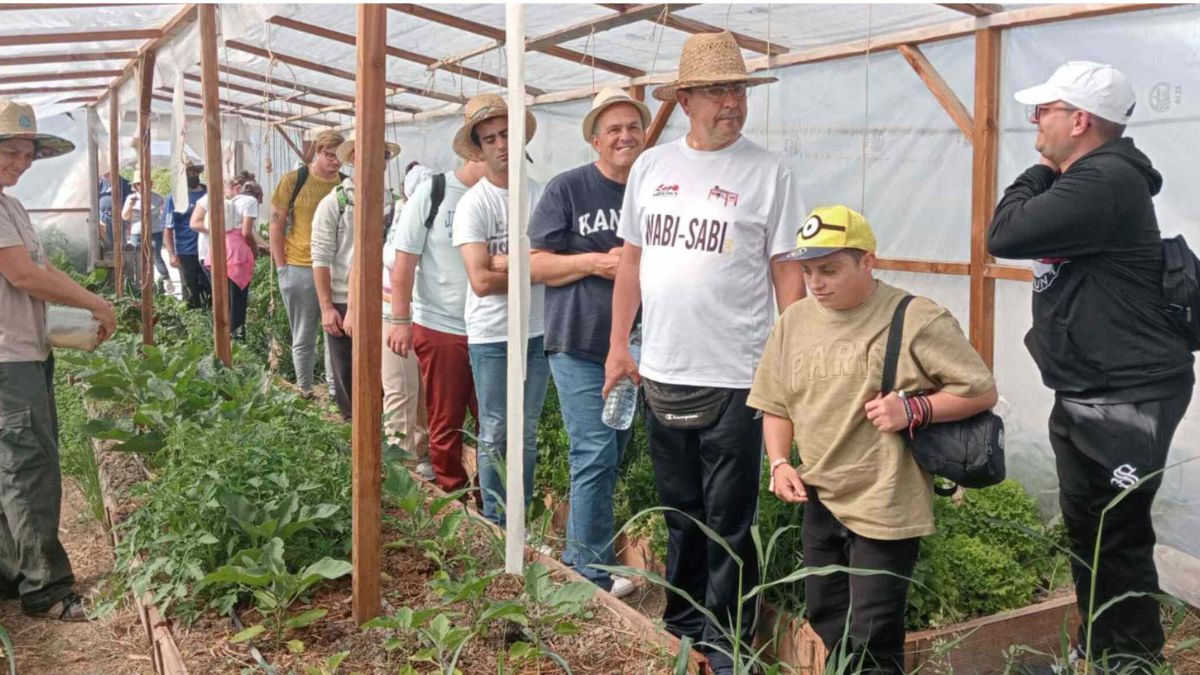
[777,205,877,261]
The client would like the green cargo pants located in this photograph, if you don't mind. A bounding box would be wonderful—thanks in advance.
[0,356,75,613]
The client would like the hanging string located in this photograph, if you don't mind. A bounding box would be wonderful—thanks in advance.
[648,6,669,83]
[860,5,873,216]
[763,4,772,151]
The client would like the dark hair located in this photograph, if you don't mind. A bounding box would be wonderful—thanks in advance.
[405,160,421,175]
[470,128,480,147]
[240,181,263,202]
[231,170,256,187]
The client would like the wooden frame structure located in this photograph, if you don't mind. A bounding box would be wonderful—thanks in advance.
[3,0,1177,626]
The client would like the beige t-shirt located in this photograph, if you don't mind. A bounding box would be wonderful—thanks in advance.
[271,169,341,267]
[747,281,994,540]
[0,193,50,362]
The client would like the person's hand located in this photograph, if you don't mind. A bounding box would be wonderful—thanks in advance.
[771,463,808,504]
[321,305,344,337]
[602,343,640,399]
[343,305,355,338]
[865,392,908,433]
[169,254,180,268]
[387,323,413,357]
[90,298,117,345]
[591,247,623,281]
[1039,155,1061,174]
[490,254,508,274]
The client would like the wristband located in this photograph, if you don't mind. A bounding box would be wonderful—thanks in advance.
[384,316,412,326]
[767,457,789,493]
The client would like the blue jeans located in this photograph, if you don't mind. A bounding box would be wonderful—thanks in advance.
[469,336,551,526]
[548,351,635,590]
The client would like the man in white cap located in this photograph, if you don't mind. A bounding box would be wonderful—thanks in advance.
[451,94,548,527]
[988,62,1193,671]
[0,98,117,620]
[604,32,806,674]
[528,87,650,599]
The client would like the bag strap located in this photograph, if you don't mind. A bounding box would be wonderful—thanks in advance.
[287,165,309,216]
[424,173,446,229]
[880,295,917,394]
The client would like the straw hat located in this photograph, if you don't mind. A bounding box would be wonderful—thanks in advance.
[452,93,536,161]
[581,87,651,143]
[335,136,401,166]
[0,98,75,159]
[652,31,777,102]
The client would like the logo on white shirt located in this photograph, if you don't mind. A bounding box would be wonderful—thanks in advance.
[708,185,740,207]
[654,184,679,198]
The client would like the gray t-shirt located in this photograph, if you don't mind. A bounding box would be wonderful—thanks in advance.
[388,172,470,335]
[0,193,50,362]
[529,163,626,363]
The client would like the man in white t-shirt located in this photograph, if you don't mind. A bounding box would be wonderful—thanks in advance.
[387,157,486,492]
[604,32,806,674]
[450,93,547,526]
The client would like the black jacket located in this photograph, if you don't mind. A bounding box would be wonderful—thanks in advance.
[987,137,1194,401]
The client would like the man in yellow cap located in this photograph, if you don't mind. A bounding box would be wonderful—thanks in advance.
[748,206,998,674]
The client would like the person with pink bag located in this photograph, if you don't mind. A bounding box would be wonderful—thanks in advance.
[190,171,259,340]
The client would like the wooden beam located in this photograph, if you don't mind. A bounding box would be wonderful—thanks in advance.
[526,4,692,52]
[54,95,104,105]
[0,70,124,86]
[147,92,298,128]
[969,28,1000,369]
[939,4,1004,17]
[0,85,108,96]
[225,40,463,104]
[388,4,645,78]
[875,258,970,276]
[984,264,1033,282]
[0,29,160,47]
[182,73,359,117]
[351,2,386,626]
[137,50,156,347]
[659,13,787,56]
[0,50,137,68]
[108,89,123,299]
[157,86,319,127]
[0,3,157,9]
[896,44,974,142]
[645,99,675,147]
[274,126,307,161]
[263,15,543,96]
[199,4,232,367]
[101,5,197,103]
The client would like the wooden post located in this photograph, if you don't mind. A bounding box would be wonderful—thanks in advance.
[896,44,974,143]
[86,105,100,270]
[646,99,676,148]
[108,89,123,297]
[969,28,1000,368]
[351,1,386,625]
[503,1,529,576]
[199,4,231,366]
[137,50,156,347]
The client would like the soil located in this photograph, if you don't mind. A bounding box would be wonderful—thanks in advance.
[0,480,153,675]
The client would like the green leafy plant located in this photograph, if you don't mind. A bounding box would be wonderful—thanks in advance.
[366,607,473,675]
[202,537,351,645]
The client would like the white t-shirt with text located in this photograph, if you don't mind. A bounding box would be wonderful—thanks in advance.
[617,136,806,388]
[451,176,544,344]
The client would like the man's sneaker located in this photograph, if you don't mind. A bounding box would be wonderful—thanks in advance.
[25,592,88,622]
[608,575,635,599]
[415,461,435,482]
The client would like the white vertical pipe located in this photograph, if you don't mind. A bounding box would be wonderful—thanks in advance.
[504,1,528,575]
[86,106,100,272]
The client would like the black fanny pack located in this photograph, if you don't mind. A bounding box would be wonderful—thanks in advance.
[882,296,1006,496]
[642,379,733,429]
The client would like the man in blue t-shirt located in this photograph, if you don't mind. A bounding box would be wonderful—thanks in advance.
[163,162,209,309]
[98,172,131,252]
[529,88,650,599]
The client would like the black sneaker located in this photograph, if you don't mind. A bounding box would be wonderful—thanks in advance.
[25,592,89,622]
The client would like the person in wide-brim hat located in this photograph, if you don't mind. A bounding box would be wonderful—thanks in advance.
[652,31,776,102]
[581,86,651,144]
[0,98,75,159]
[335,136,401,166]
[452,93,536,162]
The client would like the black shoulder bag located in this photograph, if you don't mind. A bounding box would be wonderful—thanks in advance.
[881,295,1006,496]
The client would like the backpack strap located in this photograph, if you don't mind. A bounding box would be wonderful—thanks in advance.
[283,165,310,236]
[424,173,446,229]
[880,295,917,394]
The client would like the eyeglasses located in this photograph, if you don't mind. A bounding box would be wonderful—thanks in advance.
[318,150,341,163]
[689,83,748,101]
[1029,104,1078,123]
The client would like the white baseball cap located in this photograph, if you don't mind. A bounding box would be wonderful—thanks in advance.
[1015,61,1137,124]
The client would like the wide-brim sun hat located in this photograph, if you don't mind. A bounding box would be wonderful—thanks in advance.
[0,98,75,159]
[652,31,777,102]
[581,87,651,143]
[452,93,537,162]
[335,137,401,166]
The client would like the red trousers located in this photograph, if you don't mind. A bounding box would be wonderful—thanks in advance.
[412,323,478,493]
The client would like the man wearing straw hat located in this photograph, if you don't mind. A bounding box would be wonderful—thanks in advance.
[528,87,650,599]
[311,135,401,422]
[604,32,807,673]
[0,99,117,621]
[451,93,549,527]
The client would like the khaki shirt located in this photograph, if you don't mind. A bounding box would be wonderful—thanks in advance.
[747,281,994,540]
[0,193,50,362]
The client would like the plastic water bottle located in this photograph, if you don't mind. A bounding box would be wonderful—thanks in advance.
[602,328,641,430]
